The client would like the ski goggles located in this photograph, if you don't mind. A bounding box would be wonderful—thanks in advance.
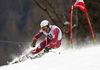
[42,26,49,30]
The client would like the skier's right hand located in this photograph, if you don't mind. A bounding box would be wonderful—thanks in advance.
[31,41,36,47]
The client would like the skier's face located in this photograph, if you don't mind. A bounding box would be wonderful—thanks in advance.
[43,27,50,33]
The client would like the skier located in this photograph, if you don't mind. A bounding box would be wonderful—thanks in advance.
[10,20,62,64]
[29,20,62,55]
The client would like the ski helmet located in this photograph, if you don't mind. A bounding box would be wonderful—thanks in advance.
[40,20,49,28]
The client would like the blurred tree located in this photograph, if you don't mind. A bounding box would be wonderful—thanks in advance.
[33,0,72,34]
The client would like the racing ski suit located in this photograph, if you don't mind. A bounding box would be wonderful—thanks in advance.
[30,25,62,54]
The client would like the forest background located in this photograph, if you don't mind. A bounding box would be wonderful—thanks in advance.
[0,0,100,66]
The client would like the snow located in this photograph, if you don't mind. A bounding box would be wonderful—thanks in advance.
[0,44,100,70]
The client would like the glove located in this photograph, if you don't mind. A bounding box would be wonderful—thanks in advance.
[31,41,36,47]
[44,46,51,53]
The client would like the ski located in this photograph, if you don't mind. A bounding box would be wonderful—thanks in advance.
[8,49,47,65]
[8,49,61,65]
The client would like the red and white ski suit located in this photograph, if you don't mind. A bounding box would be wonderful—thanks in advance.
[30,25,62,54]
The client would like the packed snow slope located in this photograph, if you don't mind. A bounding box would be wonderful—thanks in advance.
[0,45,100,70]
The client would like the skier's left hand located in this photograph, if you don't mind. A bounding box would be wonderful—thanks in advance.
[44,46,51,53]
